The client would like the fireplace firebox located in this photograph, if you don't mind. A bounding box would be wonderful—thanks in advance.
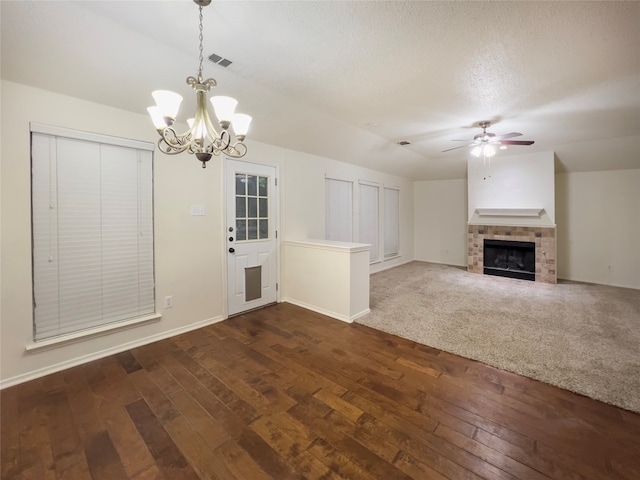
[483,239,535,281]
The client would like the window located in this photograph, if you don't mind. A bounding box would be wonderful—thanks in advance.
[384,187,400,257]
[235,173,269,241]
[359,181,379,262]
[31,124,155,341]
[325,177,353,242]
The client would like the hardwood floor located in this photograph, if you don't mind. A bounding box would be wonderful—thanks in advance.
[2,302,639,479]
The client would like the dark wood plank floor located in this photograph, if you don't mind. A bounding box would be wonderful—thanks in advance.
[2,302,639,479]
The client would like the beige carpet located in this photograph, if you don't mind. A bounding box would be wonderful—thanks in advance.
[357,261,640,413]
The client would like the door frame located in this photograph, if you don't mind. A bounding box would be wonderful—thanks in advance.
[222,157,280,318]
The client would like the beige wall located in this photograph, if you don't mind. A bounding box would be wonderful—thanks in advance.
[413,179,467,267]
[414,170,640,289]
[1,80,231,385]
[0,80,415,386]
[282,148,414,273]
[556,169,640,288]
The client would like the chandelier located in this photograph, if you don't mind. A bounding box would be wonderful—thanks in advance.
[147,0,251,168]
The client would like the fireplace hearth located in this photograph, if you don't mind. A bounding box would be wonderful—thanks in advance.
[483,239,535,281]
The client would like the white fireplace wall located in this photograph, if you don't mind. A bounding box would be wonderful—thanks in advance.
[468,151,555,226]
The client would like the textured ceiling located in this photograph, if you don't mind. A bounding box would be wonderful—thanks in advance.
[2,0,639,179]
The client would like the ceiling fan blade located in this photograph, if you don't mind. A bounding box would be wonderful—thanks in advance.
[442,143,474,153]
[495,132,522,140]
[499,140,535,146]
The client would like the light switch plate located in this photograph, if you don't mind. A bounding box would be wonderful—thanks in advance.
[190,205,205,216]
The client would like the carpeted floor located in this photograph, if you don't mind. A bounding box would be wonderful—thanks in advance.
[357,261,640,413]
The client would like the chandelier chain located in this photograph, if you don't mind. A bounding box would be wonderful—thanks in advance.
[198,5,204,81]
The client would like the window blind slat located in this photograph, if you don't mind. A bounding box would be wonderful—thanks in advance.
[32,130,155,341]
[359,182,379,262]
[325,178,353,242]
[384,187,400,257]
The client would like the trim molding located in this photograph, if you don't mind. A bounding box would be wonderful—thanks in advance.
[0,315,224,390]
[30,122,154,151]
[285,239,370,254]
[26,314,162,353]
[281,298,370,324]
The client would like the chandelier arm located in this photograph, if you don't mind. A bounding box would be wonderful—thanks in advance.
[204,114,230,154]
[226,141,248,158]
[158,126,193,155]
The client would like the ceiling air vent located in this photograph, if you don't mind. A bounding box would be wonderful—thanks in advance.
[208,53,233,68]
[397,141,411,146]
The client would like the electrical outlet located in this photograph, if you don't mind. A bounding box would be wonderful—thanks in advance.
[164,295,173,309]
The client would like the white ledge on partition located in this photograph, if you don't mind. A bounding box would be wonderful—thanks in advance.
[475,208,544,217]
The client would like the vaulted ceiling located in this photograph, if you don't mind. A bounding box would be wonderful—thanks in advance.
[2,1,639,180]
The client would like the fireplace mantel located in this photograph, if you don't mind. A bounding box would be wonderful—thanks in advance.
[475,207,544,217]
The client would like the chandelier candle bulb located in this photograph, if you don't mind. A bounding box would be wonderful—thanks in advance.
[232,114,252,141]
[146,0,250,168]
[211,96,238,128]
[147,107,167,130]
[151,90,183,125]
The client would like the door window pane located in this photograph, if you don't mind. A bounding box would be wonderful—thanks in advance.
[247,175,257,196]
[236,174,246,195]
[259,198,268,218]
[259,220,268,239]
[236,219,246,241]
[236,196,246,218]
[259,177,268,196]
[248,197,257,218]
[248,219,258,240]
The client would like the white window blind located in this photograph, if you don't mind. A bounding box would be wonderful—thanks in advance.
[325,178,353,242]
[31,127,154,341]
[384,187,400,257]
[359,182,379,262]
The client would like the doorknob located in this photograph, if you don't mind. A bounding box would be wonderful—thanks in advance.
[228,247,235,253]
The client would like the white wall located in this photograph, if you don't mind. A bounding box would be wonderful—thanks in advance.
[414,179,467,266]
[282,149,414,273]
[556,169,640,289]
[468,151,555,226]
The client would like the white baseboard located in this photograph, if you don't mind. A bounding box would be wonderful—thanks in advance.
[0,315,225,390]
[281,298,370,324]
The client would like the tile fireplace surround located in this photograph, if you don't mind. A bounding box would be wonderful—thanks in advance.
[467,224,557,284]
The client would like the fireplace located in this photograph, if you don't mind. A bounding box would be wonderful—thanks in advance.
[483,239,535,281]
[467,225,556,284]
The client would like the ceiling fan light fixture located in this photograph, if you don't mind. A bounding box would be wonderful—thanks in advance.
[484,144,496,157]
[471,144,496,158]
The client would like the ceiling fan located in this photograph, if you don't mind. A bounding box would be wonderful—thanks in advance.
[442,121,534,157]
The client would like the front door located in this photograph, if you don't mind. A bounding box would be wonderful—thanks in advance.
[226,159,277,316]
